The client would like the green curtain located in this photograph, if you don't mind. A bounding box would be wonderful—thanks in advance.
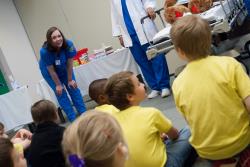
[0,70,9,95]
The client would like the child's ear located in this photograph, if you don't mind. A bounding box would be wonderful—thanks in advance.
[176,47,188,61]
[99,94,108,104]
[126,94,134,102]
[116,142,128,159]
[176,47,182,56]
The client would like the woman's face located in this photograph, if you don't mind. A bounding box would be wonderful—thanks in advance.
[51,30,63,49]
[12,149,27,167]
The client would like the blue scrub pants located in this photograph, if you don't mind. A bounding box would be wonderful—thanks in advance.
[129,34,170,91]
[42,72,86,122]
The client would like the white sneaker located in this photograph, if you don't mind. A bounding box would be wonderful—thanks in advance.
[148,90,160,99]
[161,88,170,98]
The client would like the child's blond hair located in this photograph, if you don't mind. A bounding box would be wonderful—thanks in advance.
[170,15,211,60]
[62,110,126,167]
[61,117,80,157]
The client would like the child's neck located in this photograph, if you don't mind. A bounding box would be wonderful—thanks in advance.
[187,56,207,63]
[129,101,140,107]
[113,160,125,167]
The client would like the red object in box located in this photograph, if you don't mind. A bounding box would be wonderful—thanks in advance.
[191,5,200,14]
[73,48,88,65]
[175,11,183,18]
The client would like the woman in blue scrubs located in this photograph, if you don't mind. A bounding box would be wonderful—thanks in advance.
[39,27,86,122]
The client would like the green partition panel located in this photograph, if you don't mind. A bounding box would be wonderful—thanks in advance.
[0,70,9,95]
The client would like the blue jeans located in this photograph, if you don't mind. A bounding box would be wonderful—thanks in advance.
[192,159,212,167]
[165,127,193,167]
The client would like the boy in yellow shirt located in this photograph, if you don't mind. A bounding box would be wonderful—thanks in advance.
[89,78,119,114]
[105,71,193,167]
[170,15,250,161]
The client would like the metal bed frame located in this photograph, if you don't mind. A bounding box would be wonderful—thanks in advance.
[140,0,248,60]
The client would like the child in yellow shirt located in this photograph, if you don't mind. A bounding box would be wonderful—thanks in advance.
[89,78,119,114]
[170,15,250,161]
[105,71,193,167]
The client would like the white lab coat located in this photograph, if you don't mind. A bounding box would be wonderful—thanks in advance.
[111,0,158,47]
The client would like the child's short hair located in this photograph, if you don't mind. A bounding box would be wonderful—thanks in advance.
[62,110,126,167]
[170,15,211,60]
[89,78,108,104]
[0,122,4,130]
[105,71,134,110]
[0,138,14,167]
[31,100,58,124]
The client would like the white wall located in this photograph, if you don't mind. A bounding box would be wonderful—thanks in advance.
[13,0,74,59]
[13,0,186,73]
[0,0,42,101]
[13,0,185,75]
[14,0,166,58]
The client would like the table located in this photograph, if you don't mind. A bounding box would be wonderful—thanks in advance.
[74,48,140,95]
[0,86,33,131]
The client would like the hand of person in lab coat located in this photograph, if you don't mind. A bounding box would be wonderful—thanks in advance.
[118,36,125,47]
[146,7,156,20]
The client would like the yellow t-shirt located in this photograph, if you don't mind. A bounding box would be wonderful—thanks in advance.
[95,104,119,114]
[172,56,250,160]
[113,106,172,167]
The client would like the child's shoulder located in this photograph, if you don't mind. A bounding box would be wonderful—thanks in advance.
[122,106,163,116]
[210,55,235,60]
[137,106,169,122]
[209,56,240,69]
[96,104,119,114]
[206,55,238,64]
[137,106,162,115]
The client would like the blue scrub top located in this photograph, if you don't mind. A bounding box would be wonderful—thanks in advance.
[39,40,76,77]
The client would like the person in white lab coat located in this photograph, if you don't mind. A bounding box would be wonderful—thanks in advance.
[111,0,171,99]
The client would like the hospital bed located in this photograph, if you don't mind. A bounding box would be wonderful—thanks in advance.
[141,0,248,60]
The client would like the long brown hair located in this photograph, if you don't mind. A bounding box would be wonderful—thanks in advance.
[43,26,67,52]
